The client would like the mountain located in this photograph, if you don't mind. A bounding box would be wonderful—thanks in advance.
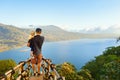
[0,23,29,52]
[0,23,120,52]
[0,23,29,41]
[31,25,120,40]
[38,25,82,41]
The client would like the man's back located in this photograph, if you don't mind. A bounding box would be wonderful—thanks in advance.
[32,35,44,54]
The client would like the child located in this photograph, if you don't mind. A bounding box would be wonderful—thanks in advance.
[28,31,35,59]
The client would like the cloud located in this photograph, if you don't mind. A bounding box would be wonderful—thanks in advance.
[105,25,120,34]
[61,24,120,34]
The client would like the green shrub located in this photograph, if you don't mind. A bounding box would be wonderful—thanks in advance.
[0,59,16,75]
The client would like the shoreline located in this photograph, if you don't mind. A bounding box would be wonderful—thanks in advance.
[0,44,26,53]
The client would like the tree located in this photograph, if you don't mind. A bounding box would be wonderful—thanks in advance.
[103,46,120,56]
[56,62,76,76]
[56,62,81,80]
[77,69,94,80]
[56,62,93,80]
[100,60,120,80]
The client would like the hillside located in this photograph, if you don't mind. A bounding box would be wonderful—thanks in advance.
[38,25,82,41]
[0,23,29,52]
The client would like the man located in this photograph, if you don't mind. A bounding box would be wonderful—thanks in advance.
[27,28,44,76]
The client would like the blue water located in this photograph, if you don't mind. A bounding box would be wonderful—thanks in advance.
[0,39,118,69]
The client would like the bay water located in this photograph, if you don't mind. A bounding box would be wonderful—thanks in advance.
[0,39,118,69]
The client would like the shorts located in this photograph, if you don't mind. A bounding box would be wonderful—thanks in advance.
[31,53,42,64]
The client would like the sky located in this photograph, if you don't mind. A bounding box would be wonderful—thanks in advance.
[0,0,120,32]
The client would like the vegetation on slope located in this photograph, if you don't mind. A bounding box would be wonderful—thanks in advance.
[56,46,120,80]
[82,46,120,80]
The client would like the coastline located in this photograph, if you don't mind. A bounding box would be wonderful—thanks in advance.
[0,44,27,53]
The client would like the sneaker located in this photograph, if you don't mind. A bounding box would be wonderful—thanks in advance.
[33,72,36,76]
[37,72,41,76]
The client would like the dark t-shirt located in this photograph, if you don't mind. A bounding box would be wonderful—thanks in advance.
[28,35,44,54]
